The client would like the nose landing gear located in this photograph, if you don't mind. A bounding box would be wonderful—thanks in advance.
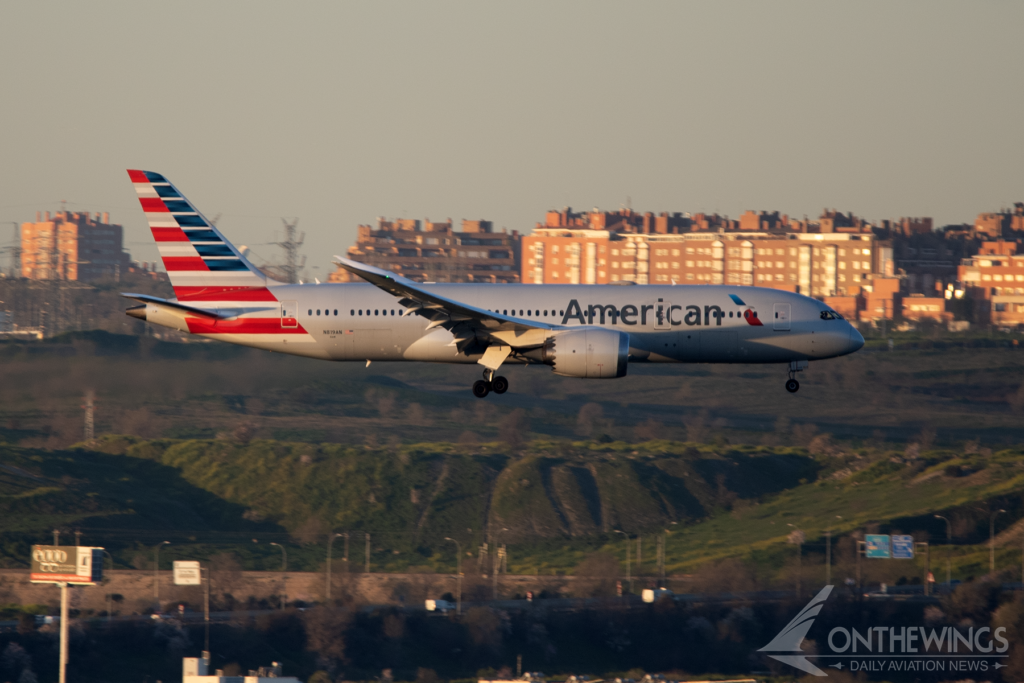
[785,360,808,393]
[472,369,509,398]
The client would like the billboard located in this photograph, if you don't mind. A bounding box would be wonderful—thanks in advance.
[865,534,891,558]
[173,561,202,586]
[30,546,103,585]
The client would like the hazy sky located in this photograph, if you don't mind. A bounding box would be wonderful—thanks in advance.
[1,1,1022,275]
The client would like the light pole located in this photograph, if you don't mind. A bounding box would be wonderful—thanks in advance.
[990,509,1006,575]
[788,524,802,598]
[659,523,677,585]
[270,542,287,609]
[154,541,170,609]
[491,527,507,599]
[102,550,114,622]
[614,530,631,595]
[827,516,842,587]
[326,533,345,601]
[444,537,463,614]
[365,533,371,573]
[935,515,952,586]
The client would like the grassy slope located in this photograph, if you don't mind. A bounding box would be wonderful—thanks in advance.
[3,435,1022,580]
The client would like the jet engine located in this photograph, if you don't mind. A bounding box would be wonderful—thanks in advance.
[539,328,629,378]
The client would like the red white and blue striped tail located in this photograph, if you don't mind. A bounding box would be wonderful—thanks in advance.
[128,170,273,302]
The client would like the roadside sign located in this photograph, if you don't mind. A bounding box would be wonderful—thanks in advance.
[865,534,891,558]
[173,560,202,586]
[30,546,103,585]
[892,535,915,559]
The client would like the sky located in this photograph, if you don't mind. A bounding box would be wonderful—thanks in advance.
[1,1,1022,276]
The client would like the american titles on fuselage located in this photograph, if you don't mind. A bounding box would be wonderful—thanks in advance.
[559,298,760,327]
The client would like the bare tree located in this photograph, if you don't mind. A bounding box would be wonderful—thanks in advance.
[576,403,604,437]
[499,409,527,449]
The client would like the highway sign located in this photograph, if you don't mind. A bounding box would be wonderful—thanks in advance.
[865,534,891,558]
[30,546,103,585]
[891,535,915,559]
[173,561,202,586]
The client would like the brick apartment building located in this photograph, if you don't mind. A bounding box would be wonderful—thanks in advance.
[20,210,130,281]
[329,218,520,284]
[958,241,1024,325]
[521,206,904,321]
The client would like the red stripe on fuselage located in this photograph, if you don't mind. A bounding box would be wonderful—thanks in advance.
[139,197,169,212]
[152,227,189,242]
[163,256,209,271]
[127,170,148,183]
[185,317,307,335]
[174,286,278,302]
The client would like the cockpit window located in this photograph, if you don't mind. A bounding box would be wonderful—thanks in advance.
[820,310,844,320]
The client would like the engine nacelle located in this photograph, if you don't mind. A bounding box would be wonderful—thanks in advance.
[541,328,629,378]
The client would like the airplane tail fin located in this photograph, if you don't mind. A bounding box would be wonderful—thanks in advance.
[128,170,273,302]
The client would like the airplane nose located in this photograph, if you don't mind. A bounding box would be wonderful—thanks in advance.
[849,325,865,353]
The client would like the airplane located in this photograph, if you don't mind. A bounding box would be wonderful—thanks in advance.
[122,170,865,397]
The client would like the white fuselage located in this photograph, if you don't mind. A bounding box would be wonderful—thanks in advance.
[176,282,863,366]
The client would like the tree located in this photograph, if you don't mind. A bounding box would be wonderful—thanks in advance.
[576,403,604,438]
[499,409,527,449]
[573,552,621,597]
[463,606,503,652]
[303,605,353,664]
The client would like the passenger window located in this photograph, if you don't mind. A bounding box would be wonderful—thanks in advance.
[316,309,321,316]
[334,309,338,316]
[374,309,379,316]
[308,309,312,315]
[350,310,354,315]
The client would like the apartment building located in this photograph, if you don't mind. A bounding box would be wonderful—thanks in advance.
[330,218,520,283]
[524,229,892,296]
[957,241,1024,325]
[20,210,130,281]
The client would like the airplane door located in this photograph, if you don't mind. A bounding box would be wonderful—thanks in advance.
[652,299,671,330]
[773,303,791,331]
[281,301,298,328]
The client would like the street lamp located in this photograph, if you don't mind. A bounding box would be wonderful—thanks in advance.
[270,542,287,609]
[935,515,952,586]
[154,541,170,609]
[614,530,631,595]
[491,527,508,599]
[102,550,115,622]
[826,516,842,587]
[991,509,1006,574]
[326,533,345,602]
[788,524,803,598]
[444,537,463,614]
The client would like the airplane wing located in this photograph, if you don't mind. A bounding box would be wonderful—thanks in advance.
[332,256,556,361]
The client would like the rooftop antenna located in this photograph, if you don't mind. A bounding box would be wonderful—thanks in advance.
[275,218,305,284]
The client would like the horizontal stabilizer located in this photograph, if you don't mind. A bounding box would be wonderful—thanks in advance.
[120,293,225,320]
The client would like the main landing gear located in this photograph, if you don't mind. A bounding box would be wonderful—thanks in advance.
[472,369,508,398]
[785,360,808,393]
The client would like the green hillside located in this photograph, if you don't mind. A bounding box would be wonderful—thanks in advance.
[1,435,1022,583]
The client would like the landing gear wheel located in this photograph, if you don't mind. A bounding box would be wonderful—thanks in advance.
[785,379,800,393]
[472,380,491,398]
[492,376,509,394]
